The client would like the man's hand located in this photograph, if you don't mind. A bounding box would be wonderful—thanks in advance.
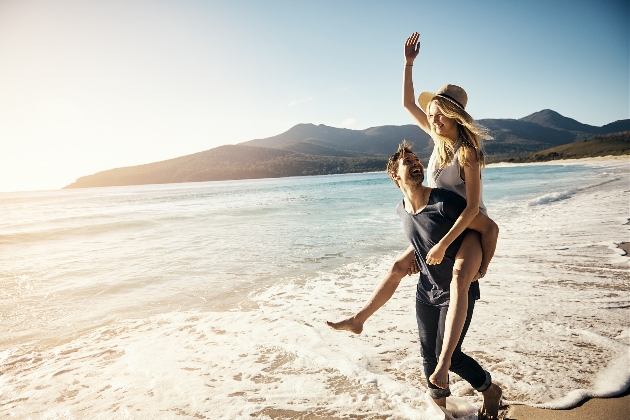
[404,32,420,63]
[426,242,446,265]
[407,256,419,276]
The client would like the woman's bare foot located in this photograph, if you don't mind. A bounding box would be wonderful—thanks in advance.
[433,397,446,408]
[326,316,363,334]
[429,361,450,389]
[479,383,502,420]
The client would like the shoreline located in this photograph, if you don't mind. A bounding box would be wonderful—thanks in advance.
[487,154,629,168]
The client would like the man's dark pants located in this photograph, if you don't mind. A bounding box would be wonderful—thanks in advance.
[415,288,492,399]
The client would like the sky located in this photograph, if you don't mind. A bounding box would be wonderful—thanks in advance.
[0,0,628,192]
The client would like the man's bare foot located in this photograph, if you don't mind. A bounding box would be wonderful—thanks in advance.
[479,383,502,420]
[429,361,450,389]
[326,317,363,334]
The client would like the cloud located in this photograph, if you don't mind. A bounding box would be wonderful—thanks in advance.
[288,97,313,106]
[341,118,357,126]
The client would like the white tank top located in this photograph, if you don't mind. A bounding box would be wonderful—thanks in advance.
[426,138,487,215]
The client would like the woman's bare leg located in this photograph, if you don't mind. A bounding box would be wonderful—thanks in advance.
[327,245,417,334]
[429,231,482,389]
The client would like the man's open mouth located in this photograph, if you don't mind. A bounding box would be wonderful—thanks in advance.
[411,168,423,176]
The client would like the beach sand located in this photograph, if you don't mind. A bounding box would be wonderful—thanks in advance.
[499,156,630,419]
[487,154,630,168]
[501,236,629,420]
[3,156,628,419]
[504,391,630,419]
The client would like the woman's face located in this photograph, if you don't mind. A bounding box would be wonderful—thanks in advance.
[428,102,458,140]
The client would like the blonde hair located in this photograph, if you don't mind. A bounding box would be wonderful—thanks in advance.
[427,97,490,169]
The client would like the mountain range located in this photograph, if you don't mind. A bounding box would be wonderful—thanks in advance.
[64,109,629,189]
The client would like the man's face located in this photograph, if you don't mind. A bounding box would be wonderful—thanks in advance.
[395,153,424,188]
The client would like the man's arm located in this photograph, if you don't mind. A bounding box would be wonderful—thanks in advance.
[327,245,417,334]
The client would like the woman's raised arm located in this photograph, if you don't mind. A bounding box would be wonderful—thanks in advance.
[403,32,431,134]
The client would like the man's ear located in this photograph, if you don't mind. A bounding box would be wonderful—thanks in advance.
[389,172,400,188]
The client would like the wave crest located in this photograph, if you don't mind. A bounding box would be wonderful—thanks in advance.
[528,177,619,206]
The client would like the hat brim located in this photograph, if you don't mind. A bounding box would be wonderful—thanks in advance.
[418,91,437,114]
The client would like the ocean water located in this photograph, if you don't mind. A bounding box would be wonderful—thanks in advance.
[1,160,628,419]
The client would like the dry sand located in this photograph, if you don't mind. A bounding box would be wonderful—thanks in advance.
[487,153,630,168]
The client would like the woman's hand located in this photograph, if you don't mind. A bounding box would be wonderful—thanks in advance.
[404,32,420,64]
[426,242,446,265]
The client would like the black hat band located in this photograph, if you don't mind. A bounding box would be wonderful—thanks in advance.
[437,93,465,110]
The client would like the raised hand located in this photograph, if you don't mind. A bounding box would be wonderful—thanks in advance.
[404,32,420,63]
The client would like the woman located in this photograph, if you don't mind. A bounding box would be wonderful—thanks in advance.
[328,32,502,419]
[403,32,499,394]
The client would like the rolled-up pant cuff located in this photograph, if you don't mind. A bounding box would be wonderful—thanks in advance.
[427,387,451,399]
[475,370,492,393]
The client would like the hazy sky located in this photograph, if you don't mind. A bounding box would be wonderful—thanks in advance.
[1,0,628,192]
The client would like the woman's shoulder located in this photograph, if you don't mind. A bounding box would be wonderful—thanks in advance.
[458,138,480,166]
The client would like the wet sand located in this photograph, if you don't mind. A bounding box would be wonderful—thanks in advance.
[504,391,630,419]
[504,161,630,420]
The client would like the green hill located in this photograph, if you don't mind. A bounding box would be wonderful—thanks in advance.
[508,131,630,163]
[64,145,388,189]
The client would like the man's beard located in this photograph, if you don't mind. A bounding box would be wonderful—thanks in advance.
[404,174,424,188]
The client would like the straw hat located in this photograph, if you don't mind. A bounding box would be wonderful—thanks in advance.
[418,84,468,113]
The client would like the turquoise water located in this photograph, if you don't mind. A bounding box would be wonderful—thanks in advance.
[0,163,612,347]
[1,161,628,418]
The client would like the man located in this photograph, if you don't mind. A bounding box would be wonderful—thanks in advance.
[327,142,502,420]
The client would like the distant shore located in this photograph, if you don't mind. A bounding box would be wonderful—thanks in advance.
[487,153,629,168]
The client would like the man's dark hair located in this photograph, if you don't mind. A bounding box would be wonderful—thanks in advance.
[386,140,415,187]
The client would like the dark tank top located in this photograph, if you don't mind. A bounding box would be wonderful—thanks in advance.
[397,188,480,306]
